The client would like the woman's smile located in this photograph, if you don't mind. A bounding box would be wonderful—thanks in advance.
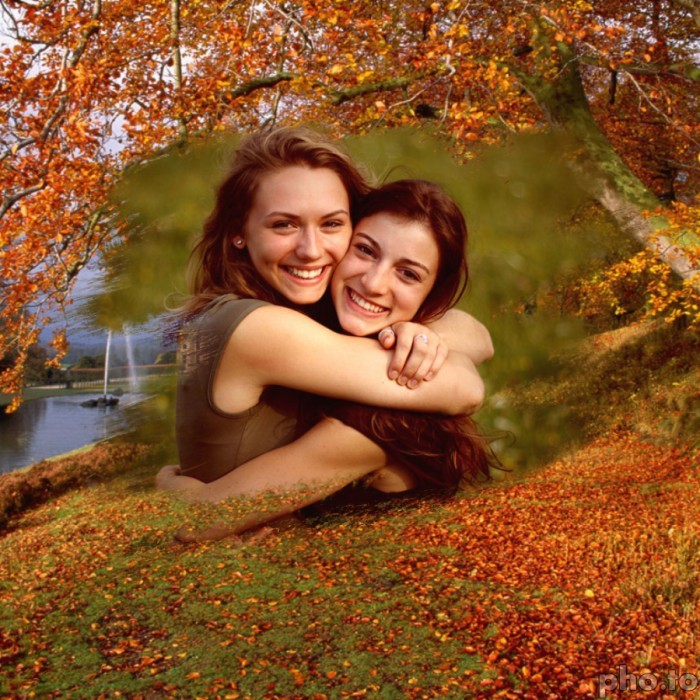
[345,286,389,315]
[284,265,327,281]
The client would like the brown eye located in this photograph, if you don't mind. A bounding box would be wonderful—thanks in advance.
[399,268,421,282]
[355,243,374,257]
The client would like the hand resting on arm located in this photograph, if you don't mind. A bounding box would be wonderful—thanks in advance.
[379,309,493,385]
[215,305,484,417]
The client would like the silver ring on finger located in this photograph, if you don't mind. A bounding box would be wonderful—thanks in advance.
[416,333,429,344]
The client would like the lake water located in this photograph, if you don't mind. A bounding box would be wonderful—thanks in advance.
[0,393,147,474]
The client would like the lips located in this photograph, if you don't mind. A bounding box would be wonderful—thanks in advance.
[346,287,388,314]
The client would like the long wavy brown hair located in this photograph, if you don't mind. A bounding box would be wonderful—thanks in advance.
[310,179,499,492]
[185,126,371,316]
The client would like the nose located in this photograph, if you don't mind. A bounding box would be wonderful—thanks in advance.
[295,227,322,261]
[361,265,390,296]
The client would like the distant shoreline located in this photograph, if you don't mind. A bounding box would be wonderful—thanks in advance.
[8,442,100,476]
[1,384,130,409]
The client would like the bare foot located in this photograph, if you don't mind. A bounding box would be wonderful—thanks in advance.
[264,513,308,533]
[241,526,274,543]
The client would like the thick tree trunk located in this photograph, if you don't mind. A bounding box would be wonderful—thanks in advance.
[524,44,698,285]
[596,185,696,280]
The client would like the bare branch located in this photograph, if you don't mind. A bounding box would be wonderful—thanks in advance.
[371,86,430,129]
[262,0,315,51]
[621,68,700,150]
[0,0,102,219]
[0,181,45,219]
[208,72,294,124]
[244,0,255,38]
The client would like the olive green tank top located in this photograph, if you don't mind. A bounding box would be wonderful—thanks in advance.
[175,296,300,483]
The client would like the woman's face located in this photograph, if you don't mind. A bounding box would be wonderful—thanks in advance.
[242,166,352,305]
[331,212,439,336]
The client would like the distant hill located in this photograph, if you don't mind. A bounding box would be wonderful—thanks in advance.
[40,321,175,367]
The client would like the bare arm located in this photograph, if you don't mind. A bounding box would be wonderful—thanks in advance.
[218,305,484,416]
[380,309,494,386]
[425,309,494,364]
[160,418,393,540]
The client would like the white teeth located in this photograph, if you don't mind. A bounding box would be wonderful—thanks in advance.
[348,288,386,314]
[286,267,324,280]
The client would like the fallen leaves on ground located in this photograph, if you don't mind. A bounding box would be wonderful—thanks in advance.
[0,427,698,698]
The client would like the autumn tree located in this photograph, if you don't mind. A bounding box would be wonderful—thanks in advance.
[1,0,698,408]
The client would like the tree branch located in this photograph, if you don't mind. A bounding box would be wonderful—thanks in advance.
[330,70,440,106]
[0,181,45,219]
[262,0,315,51]
[370,85,430,129]
[170,0,187,142]
[620,68,700,150]
[0,0,102,176]
[670,0,700,28]
[208,72,294,124]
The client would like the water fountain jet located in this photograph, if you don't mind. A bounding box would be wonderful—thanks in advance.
[124,327,139,392]
[81,329,119,408]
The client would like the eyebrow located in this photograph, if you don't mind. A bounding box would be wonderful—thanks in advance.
[355,232,432,275]
[265,209,349,219]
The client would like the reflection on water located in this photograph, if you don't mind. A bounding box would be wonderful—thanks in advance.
[0,394,146,474]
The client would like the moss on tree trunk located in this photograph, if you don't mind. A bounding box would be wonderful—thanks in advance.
[522,43,698,284]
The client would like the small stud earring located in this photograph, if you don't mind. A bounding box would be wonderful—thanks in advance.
[234,238,245,248]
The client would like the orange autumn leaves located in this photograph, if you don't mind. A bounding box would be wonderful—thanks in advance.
[1,429,698,697]
[396,435,699,694]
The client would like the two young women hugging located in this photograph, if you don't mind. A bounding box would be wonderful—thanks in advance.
[157,127,498,543]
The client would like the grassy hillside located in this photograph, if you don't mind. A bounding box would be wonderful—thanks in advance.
[0,323,697,698]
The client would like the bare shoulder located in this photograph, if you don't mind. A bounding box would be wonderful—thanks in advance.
[231,304,333,357]
[236,303,315,328]
[212,305,318,412]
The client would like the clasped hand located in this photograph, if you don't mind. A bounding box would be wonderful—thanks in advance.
[378,322,448,388]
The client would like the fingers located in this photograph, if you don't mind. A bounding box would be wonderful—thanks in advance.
[386,329,415,381]
[386,323,448,386]
[423,342,448,381]
[378,327,396,349]
[397,332,435,387]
